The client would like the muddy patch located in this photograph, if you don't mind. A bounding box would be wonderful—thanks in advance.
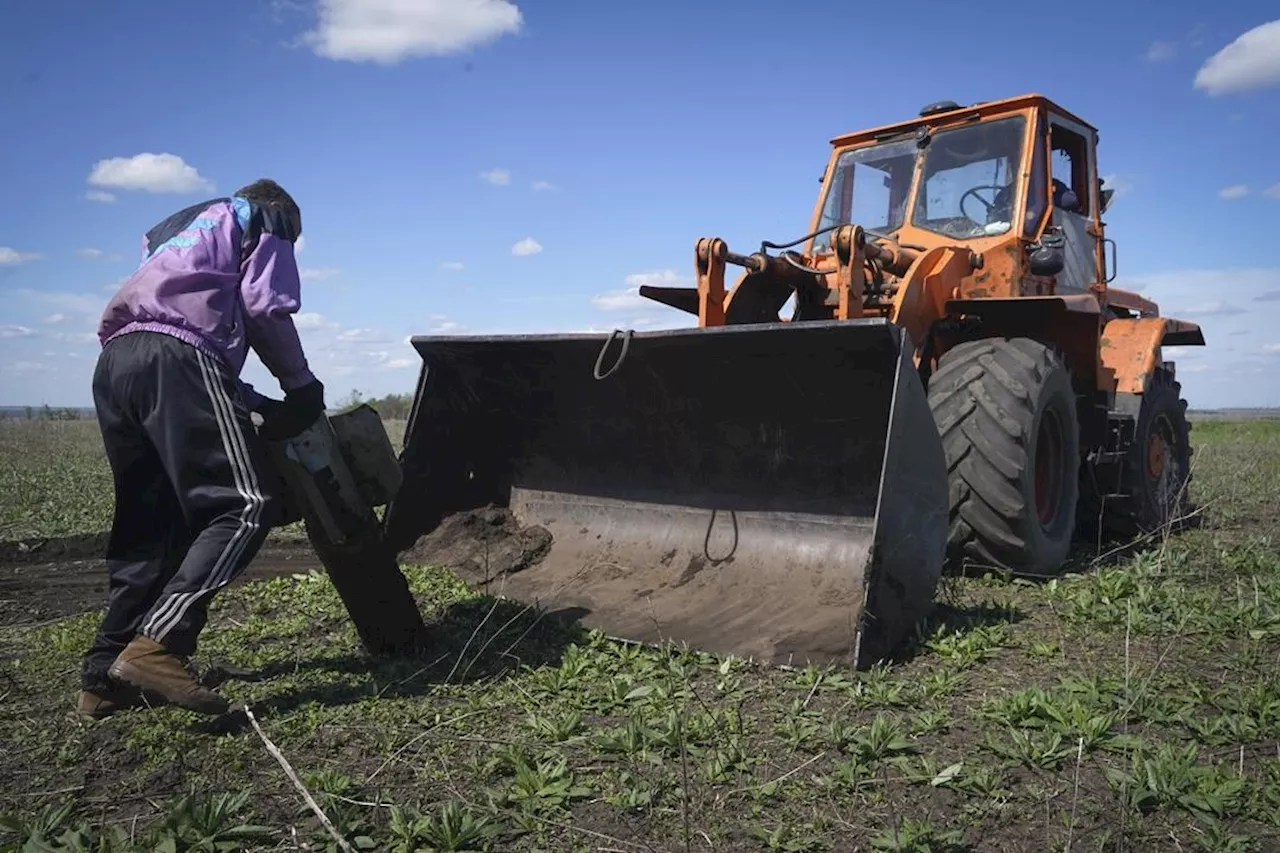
[0,532,109,565]
[400,506,552,586]
[0,540,322,627]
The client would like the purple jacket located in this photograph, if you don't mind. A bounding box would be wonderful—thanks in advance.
[98,195,315,409]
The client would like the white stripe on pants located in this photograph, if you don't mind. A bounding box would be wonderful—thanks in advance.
[141,350,266,642]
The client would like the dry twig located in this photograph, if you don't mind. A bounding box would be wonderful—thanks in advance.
[244,705,355,853]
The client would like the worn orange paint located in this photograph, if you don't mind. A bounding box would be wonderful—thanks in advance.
[826,94,1096,153]
[666,92,1205,410]
[694,238,727,327]
[833,225,867,320]
[891,247,972,348]
[1106,288,1158,317]
[1100,318,1171,395]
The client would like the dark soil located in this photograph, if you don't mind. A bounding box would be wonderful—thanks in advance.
[0,538,322,627]
[399,506,553,587]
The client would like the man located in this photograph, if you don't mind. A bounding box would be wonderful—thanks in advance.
[79,178,324,719]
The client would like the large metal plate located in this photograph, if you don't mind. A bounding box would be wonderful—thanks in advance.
[383,319,948,667]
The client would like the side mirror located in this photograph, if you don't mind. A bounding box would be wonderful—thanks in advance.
[1027,228,1066,277]
[1099,187,1115,213]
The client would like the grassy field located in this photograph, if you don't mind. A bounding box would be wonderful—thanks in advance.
[0,415,1278,852]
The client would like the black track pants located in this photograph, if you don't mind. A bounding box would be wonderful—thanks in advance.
[81,331,279,690]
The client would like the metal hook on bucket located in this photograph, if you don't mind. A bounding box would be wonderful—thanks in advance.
[593,329,633,380]
[703,508,740,563]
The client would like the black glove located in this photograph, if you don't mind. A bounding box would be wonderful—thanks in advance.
[259,379,325,441]
[253,397,285,420]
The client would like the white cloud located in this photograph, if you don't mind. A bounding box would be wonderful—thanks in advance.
[1264,183,1280,200]
[85,190,116,204]
[1194,19,1280,95]
[1178,301,1246,316]
[0,325,36,338]
[531,180,557,191]
[1118,267,1279,302]
[592,269,690,311]
[1100,173,1135,199]
[1263,343,1280,353]
[299,267,341,282]
[53,332,99,344]
[511,237,542,256]
[15,289,104,317]
[1255,291,1280,302]
[294,312,339,330]
[44,314,69,324]
[88,152,215,194]
[591,290,647,311]
[480,168,511,186]
[301,0,522,63]
[386,358,417,369]
[75,247,122,263]
[336,328,387,342]
[626,270,690,290]
[4,361,51,375]
[1219,184,1249,200]
[1146,41,1176,62]
[439,261,464,271]
[0,247,42,265]
[295,235,306,254]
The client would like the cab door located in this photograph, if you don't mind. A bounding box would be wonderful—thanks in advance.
[1046,113,1106,295]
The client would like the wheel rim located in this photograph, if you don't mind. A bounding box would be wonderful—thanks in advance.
[1035,409,1065,528]
[1147,413,1180,516]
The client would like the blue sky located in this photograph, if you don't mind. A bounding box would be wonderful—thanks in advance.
[1,1,1278,409]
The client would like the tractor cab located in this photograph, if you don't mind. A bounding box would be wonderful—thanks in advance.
[807,94,1114,300]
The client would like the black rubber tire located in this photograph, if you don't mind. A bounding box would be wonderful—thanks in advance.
[1084,372,1192,539]
[927,337,1081,577]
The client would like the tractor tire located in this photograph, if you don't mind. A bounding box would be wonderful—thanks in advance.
[1082,371,1192,539]
[927,337,1080,577]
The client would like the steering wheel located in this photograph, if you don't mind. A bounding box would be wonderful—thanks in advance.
[959,184,1012,225]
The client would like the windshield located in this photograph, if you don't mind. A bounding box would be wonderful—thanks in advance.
[910,115,1026,239]
[812,137,917,251]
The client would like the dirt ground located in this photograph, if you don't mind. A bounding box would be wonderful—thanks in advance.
[0,507,554,631]
[0,507,552,632]
[400,506,553,587]
[0,536,322,628]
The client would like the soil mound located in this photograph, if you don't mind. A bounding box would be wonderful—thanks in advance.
[399,506,552,586]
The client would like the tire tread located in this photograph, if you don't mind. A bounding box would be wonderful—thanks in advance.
[927,337,1078,574]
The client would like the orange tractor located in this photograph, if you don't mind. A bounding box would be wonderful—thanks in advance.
[638,93,1204,574]
[356,93,1202,669]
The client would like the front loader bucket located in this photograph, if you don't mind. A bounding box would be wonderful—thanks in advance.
[382,319,948,668]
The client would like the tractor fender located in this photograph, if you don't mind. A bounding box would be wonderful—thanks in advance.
[941,294,1103,397]
[1100,317,1205,396]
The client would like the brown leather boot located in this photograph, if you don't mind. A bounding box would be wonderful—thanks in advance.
[108,636,231,716]
[77,681,172,720]
[77,683,143,720]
